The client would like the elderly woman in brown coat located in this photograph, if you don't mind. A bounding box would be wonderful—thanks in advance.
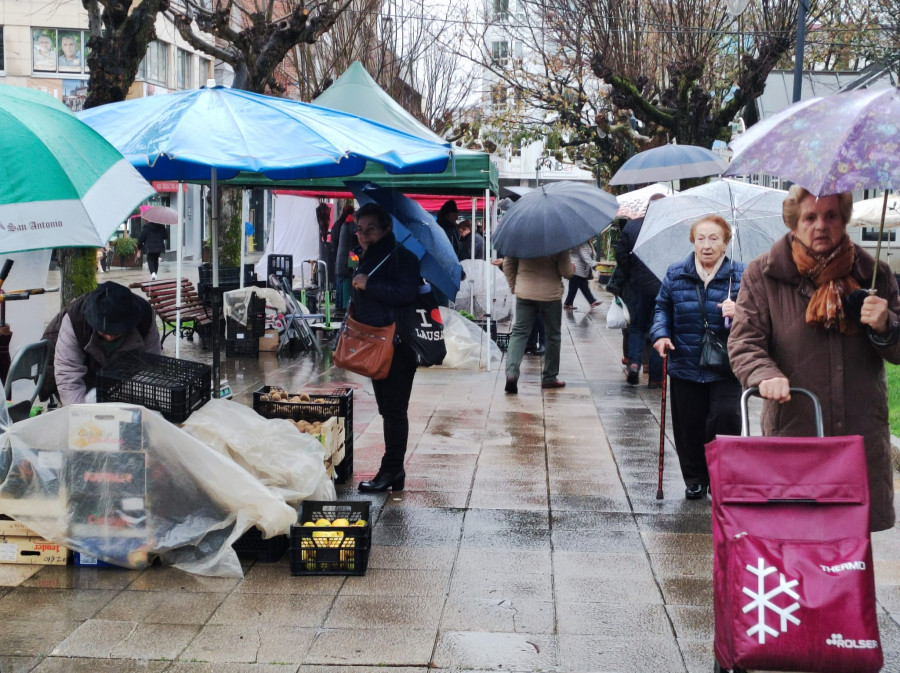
[729,185,900,531]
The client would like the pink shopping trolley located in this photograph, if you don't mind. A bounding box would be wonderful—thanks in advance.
[707,387,882,673]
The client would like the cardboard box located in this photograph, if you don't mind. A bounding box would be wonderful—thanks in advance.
[258,329,279,352]
[0,536,70,565]
[0,517,39,537]
[68,406,142,452]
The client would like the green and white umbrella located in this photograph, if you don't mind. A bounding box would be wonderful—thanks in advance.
[0,84,154,254]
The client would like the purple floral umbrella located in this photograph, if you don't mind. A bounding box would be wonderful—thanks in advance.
[725,86,900,288]
[724,87,900,196]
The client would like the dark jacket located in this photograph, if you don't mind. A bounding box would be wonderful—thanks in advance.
[650,253,743,384]
[615,216,661,296]
[459,232,485,261]
[440,220,462,259]
[137,222,167,254]
[50,291,161,405]
[729,234,900,531]
[335,218,357,278]
[351,232,420,342]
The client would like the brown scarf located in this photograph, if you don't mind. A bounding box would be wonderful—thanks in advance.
[791,234,860,334]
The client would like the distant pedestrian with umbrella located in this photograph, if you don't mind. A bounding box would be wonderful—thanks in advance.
[729,186,900,531]
[502,253,573,393]
[615,193,666,387]
[137,206,174,281]
[650,215,744,500]
[493,182,619,391]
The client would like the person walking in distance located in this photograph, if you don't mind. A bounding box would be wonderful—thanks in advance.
[615,194,666,387]
[137,220,167,281]
[502,253,574,393]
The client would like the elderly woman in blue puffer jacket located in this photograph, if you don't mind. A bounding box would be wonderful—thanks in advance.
[650,215,744,501]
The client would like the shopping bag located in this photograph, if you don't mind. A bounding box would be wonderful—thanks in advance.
[605,297,630,329]
[333,314,395,380]
[409,282,446,367]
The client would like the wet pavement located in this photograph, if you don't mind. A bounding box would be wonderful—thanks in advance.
[1,259,898,672]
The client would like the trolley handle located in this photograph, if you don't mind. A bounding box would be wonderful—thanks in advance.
[740,387,824,438]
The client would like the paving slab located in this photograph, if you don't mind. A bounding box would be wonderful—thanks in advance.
[0,266,895,672]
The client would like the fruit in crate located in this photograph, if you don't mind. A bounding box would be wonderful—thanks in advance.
[331,518,350,527]
[259,387,329,404]
[355,519,367,527]
[314,518,331,527]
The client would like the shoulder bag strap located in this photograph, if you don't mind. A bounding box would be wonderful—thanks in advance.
[695,284,710,331]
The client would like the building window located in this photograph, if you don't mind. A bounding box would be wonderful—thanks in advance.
[493,0,509,19]
[139,40,169,86]
[200,57,213,84]
[491,83,507,111]
[491,41,509,65]
[177,48,191,89]
[861,228,896,242]
[31,28,88,76]
[0,27,5,72]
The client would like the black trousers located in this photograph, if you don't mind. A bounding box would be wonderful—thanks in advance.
[371,341,418,473]
[669,376,742,487]
[146,252,161,275]
[564,274,597,305]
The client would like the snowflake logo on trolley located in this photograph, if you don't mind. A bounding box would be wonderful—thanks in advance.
[742,557,801,644]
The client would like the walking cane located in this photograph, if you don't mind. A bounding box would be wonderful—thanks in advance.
[656,354,668,500]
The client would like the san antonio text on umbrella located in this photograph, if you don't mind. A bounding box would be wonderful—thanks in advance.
[1,220,65,232]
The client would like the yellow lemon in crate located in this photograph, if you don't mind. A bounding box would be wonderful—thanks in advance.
[302,521,316,527]
[331,518,350,527]
[311,530,344,547]
[355,519,367,527]
[314,518,331,527]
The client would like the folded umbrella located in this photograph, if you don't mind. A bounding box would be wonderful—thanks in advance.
[492,181,619,259]
[347,182,463,299]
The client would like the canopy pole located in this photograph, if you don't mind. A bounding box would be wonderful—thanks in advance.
[175,185,184,359]
[471,197,476,262]
[486,189,494,372]
[240,189,250,289]
[211,167,221,397]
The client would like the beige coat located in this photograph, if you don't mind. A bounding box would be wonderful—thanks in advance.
[729,234,900,531]
[502,254,574,302]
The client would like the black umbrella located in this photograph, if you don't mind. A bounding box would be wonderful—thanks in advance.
[492,181,619,258]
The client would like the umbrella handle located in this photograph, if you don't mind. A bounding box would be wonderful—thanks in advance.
[871,191,890,291]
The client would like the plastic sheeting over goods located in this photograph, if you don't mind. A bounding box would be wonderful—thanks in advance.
[0,404,300,577]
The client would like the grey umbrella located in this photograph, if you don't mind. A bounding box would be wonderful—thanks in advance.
[492,181,619,258]
[609,144,727,186]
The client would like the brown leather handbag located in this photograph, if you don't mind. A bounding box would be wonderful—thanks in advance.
[333,312,395,380]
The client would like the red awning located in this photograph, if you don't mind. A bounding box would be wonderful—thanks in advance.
[274,189,492,213]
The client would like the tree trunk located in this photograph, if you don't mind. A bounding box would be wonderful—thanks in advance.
[59,249,102,308]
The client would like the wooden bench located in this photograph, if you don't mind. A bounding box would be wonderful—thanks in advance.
[129,278,213,348]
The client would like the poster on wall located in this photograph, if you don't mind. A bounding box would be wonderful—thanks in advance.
[32,29,56,72]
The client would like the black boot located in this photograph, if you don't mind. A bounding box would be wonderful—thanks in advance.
[358,469,406,493]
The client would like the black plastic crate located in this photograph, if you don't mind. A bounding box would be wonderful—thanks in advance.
[289,501,370,576]
[473,318,499,340]
[267,254,293,282]
[232,526,288,562]
[495,332,511,351]
[198,264,242,305]
[252,386,353,484]
[225,332,259,358]
[96,352,211,423]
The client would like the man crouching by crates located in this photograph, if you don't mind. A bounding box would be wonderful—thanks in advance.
[40,281,161,406]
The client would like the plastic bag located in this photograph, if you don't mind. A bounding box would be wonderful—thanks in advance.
[437,308,502,369]
[606,297,630,329]
[0,403,297,577]
[181,399,335,506]
[454,260,514,321]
